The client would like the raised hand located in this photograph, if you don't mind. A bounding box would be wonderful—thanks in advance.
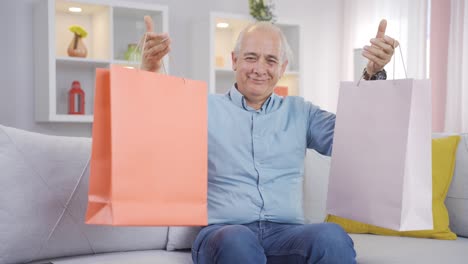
[141,15,171,72]
[362,19,399,76]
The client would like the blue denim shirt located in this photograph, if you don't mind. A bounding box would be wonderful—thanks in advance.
[207,85,336,224]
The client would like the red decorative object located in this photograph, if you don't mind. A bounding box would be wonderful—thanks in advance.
[68,81,85,115]
[274,86,288,97]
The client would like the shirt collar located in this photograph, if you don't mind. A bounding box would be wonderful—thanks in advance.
[228,84,275,113]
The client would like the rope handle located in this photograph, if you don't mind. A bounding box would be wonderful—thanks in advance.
[130,32,168,74]
[357,42,407,86]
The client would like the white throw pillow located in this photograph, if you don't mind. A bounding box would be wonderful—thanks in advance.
[303,149,331,224]
[446,133,468,238]
[0,125,169,264]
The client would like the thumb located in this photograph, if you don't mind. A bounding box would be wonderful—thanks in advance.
[144,15,154,32]
[376,19,387,38]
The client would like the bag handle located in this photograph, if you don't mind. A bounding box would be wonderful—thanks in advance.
[135,32,168,74]
[29,157,94,263]
[357,42,408,86]
[393,43,408,80]
[137,33,189,86]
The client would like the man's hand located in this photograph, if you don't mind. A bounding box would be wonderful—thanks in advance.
[141,16,171,72]
[362,19,399,76]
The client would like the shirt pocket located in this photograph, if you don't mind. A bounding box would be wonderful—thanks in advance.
[264,129,305,169]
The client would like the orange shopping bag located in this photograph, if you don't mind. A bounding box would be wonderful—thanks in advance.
[85,65,208,226]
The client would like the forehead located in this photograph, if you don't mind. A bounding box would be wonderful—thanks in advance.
[240,28,282,56]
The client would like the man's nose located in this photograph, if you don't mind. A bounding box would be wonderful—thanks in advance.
[253,58,268,74]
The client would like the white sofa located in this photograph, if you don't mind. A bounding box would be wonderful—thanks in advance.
[303,138,468,263]
[1,124,467,264]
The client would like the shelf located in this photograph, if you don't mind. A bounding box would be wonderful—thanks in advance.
[276,75,300,96]
[192,12,301,96]
[215,67,233,73]
[277,24,300,72]
[56,56,109,66]
[55,1,110,60]
[215,73,235,94]
[113,7,164,61]
[112,59,141,68]
[34,0,168,123]
[50,114,94,123]
[284,71,300,76]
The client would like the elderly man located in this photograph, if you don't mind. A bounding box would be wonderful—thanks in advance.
[142,16,397,264]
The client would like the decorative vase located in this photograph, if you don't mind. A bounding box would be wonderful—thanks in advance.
[124,43,141,62]
[67,33,87,58]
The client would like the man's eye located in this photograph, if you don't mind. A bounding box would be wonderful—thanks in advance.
[245,57,256,61]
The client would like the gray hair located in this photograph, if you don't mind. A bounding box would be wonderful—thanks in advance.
[233,21,293,64]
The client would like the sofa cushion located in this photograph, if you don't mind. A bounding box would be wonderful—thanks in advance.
[446,133,468,237]
[303,149,331,223]
[0,125,168,264]
[162,133,468,250]
[166,226,202,251]
[351,234,468,263]
[29,250,193,264]
[326,136,460,239]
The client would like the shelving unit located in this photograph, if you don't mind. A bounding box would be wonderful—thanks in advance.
[34,0,168,122]
[192,12,302,96]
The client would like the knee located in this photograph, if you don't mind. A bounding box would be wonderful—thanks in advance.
[314,223,356,263]
[198,225,265,264]
[317,223,351,243]
[211,225,258,250]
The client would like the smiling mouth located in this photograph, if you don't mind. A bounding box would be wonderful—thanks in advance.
[249,78,269,83]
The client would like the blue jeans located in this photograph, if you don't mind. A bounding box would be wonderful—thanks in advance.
[191,221,356,264]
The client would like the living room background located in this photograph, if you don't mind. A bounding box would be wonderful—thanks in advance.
[1,0,462,137]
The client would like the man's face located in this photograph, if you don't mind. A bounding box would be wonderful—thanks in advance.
[232,28,288,100]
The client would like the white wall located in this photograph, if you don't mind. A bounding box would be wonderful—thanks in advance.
[0,0,344,137]
[0,1,17,129]
[275,0,344,112]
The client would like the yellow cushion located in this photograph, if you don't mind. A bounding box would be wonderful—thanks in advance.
[326,135,461,240]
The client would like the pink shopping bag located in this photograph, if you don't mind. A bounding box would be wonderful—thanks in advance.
[86,65,208,226]
[326,79,433,231]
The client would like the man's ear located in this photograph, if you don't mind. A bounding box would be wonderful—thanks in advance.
[280,60,289,76]
[231,52,238,71]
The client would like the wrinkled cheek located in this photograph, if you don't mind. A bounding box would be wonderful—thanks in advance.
[267,69,278,80]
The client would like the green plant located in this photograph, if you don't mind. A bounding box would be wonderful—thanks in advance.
[249,0,276,22]
[69,25,88,38]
